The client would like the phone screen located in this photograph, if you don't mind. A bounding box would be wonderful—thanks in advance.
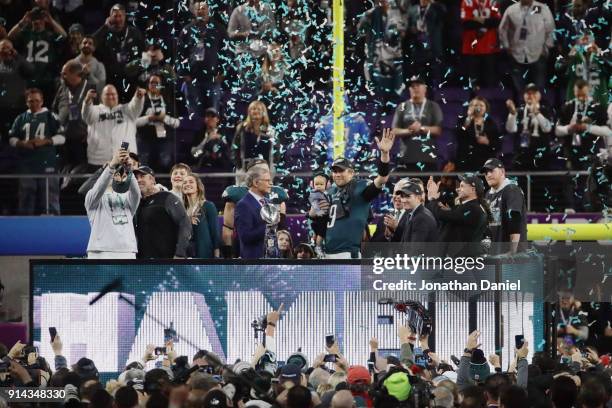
[377,315,394,325]
[325,334,335,349]
[323,354,337,363]
[515,335,525,349]
[49,327,57,342]
[121,142,129,150]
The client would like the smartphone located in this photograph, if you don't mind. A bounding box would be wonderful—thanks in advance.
[377,315,394,325]
[515,335,525,349]
[120,142,129,151]
[323,354,337,363]
[450,355,461,366]
[154,347,166,356]
[325,334,335,349]
[49,327,57,343]
[367,361,375,373]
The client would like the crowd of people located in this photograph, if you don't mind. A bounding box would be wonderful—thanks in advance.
[0,301,611,408]
[0,0,610,216]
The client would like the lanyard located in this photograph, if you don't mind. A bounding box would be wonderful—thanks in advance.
[573,99,590,122]
[409,99,426,120]
[68,79,88,105]
[522,105,539,135]
[418,4,430,21]
[520,5,530,26]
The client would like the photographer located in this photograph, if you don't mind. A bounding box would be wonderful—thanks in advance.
[312,128,396,259]
[505,84,554,170]
[555,80,611,211]
[84,148,140,259]
[455,96,501,172]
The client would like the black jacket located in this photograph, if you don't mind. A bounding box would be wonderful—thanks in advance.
[371,210,409,242]
[400,205,439,254]
[430,198,488,257]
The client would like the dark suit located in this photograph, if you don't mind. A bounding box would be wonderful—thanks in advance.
[372,211,409,242]
[234,192,266,259]
[430,198,488,257]
[401,205,439,254]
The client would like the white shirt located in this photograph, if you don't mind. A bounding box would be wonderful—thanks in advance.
[498,1,554,64]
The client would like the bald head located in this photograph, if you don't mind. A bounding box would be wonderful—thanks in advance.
[331,390,355,408]
[102,85,119,108]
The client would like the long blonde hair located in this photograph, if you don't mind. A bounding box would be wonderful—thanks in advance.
[183,174,206,223]
[243,100,270,133]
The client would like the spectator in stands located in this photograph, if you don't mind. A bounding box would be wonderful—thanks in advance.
[0,39,33,136]
[134,165,191,259]
[53,60,96,173]
[481,158,528,253]
[277,0,307,60]
[84,148,139,259]
[555,0,589,57]
[178,0,228,116]
[93,4,145,100]
[277,230,294,259]
[71,36,106,94]
[584,0,611,50]
[294,242,315,259]
[392,77,443,171]
[135,74,181,172]
[460,0,502,88]
[555,79,611,211]
[126,43,176,89]
[557,289,589,344]
[191,108,230,170]
[555,32,609,106]
[455,96,501,172]
[505,83,554,170]
[357,0,406,102]
[498,0,554,96]
[183,173,220,258]
[227,0,277,58]
[169,163,192,204]
[7,6,67,102]
[406,0,446,86]
[9,88,65,215]
[234,165,274,259]
[259,43,288,95]
[232,100,277,174]
[65,23,84,60]
[82,86,146,171]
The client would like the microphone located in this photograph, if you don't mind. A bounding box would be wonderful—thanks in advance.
[89,278,123,305]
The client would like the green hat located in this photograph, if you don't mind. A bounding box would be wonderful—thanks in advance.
[383,372,411,402]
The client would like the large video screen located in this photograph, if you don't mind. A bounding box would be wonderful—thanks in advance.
[31,261,543,375]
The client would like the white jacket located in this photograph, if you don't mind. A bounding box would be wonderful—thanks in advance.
[85,166,141,253]
[82,95,144,165]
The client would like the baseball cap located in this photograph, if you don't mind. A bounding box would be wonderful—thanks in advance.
[459,173,485,195]
[331,158,353,171]
[286,352,309,373]
[69,23,84,34]
[524,83,539,92]
[279,363,301,385]
[73,357,99,380]
[347,365,371,385]
[408,75,426,86]
[383,372,411,402]
[480,158,504,173]
[133,166,155,177]
[397,182,423,196]
[205,107,219,117]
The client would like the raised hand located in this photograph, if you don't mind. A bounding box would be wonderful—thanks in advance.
[466,330,481,351]
[375,128,396,155]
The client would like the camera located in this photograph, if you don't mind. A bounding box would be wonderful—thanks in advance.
[154,347,166,356]
[251,315,268,331]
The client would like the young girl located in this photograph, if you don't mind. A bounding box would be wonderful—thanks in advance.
[183,174,220,258]
[277,230,294,259]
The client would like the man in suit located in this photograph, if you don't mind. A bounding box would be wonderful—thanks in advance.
[372,178,410,242]
[399,182,438,254]
[234,165,273,258]
[426,174,490,257]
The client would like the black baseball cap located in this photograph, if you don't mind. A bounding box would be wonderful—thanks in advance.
[69,23,84,34]
[398,182,423,196]
[408,76,426,86]
[279,363,301,384]
[459,174,485,195]
[524,83,539,93]
[133,166,155,177]
[204,107,219,117]
[331,158,353,171]
[480,158,504,173]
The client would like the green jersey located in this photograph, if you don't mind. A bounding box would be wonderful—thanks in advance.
[325,179,381,255]
[14,29,64,85]
[560,50,610,105]
[222,185,289,205]
[9,108,64,173]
